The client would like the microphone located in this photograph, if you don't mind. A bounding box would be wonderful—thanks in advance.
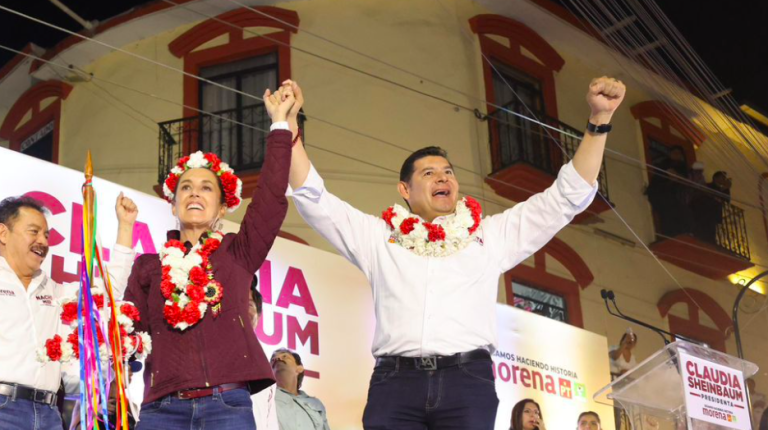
[601,289,700,346]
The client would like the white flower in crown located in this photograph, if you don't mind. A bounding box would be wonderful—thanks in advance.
[162,151,243,212]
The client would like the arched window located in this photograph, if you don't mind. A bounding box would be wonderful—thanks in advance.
[657,288,732,352]
[0,80,73,164]
[504,237,593,327]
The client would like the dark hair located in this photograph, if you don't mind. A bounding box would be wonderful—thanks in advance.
[0,196,47,229]
[619,332,638,345]
[250,275,263,316]
[713,171,728,180]
[578,412,601,425]
[176,168,227,205]
[399,146,451,183]
[272,348,304,390]
[510,398,541,430]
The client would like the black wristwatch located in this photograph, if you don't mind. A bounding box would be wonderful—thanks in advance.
[586,121,612,134]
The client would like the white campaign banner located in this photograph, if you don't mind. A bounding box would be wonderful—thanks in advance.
[680,351,751,430]
[493,304,615,430]
[2,147,615,429]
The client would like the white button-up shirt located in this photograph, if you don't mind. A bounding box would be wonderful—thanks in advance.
[0,244,135,392]
[290,162,597,357]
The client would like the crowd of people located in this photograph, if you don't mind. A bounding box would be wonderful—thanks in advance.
[646,147,733,245]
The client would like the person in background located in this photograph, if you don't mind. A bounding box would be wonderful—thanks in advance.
[248,276,279,430]
[690,170,732,244]
[271,348,330,430]
[510,399,545,430]
[577,412,601,430]
[646,147,692,239]
[609,329,637,430]
[609,329,638,377]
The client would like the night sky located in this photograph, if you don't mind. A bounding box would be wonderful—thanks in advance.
[0,0,766,113]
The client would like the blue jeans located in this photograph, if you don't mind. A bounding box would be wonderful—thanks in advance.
[0,394,63,430]
[362,360,499,430]
[136,388,256,430]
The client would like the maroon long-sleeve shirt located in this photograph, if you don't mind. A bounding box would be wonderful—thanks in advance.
[125,129,291,403]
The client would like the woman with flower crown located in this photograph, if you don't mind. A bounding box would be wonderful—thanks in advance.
[124,86,296,430]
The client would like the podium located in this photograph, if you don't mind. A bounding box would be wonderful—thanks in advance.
[595,341,758,430]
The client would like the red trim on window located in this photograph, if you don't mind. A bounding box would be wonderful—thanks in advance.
[0,80,72,165]
[169,7,299,58]
[471,14,567,205]
[0,44,35,82]
[657,288,731,352]
[504,237,593,327]
[631,101,706,147]
[163,7,297,200]
[0,80,72,140]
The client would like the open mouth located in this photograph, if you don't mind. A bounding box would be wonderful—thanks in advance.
[186,202,204,211]
[31,248,47,259]
[432,189,451,198]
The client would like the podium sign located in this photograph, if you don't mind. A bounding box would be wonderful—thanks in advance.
[595,341,758,430]
[679,352,750,430]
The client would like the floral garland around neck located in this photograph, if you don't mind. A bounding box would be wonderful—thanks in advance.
[382,196,482,257]
[37,283,151,364]
[159,231,225,331]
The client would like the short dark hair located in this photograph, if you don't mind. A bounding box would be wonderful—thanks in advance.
[713,171,728,180]
[250,275,263,316]
[399,146,451,183]
[578,412,601,425]
[0,196,47,229]
[510,398,541,430]
[273,348,304,390]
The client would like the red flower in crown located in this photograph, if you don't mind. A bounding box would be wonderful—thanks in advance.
[163,151,243,212]
[45,335,63,361]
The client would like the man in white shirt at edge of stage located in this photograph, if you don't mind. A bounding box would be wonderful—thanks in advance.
[0,193,138,430]
[268,77,626,430]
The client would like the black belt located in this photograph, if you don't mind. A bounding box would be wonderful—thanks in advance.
[375,349,491,371]
[0,382,57,406]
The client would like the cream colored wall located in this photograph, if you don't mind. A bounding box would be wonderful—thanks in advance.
[3,0,766,392]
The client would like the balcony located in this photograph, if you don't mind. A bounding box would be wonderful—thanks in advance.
[484,101,612,223]
[650,202,753,279]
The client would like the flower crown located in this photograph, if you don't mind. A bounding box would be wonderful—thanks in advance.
[163,151,243,212]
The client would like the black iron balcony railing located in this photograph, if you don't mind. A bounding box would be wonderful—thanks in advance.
[158,104,271,183]
[485,100,610,199]
[716,202,751,260]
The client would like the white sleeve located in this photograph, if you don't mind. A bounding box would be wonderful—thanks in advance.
[104,244,136,300]
[484,161,597,272]
[289,164,384,276]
